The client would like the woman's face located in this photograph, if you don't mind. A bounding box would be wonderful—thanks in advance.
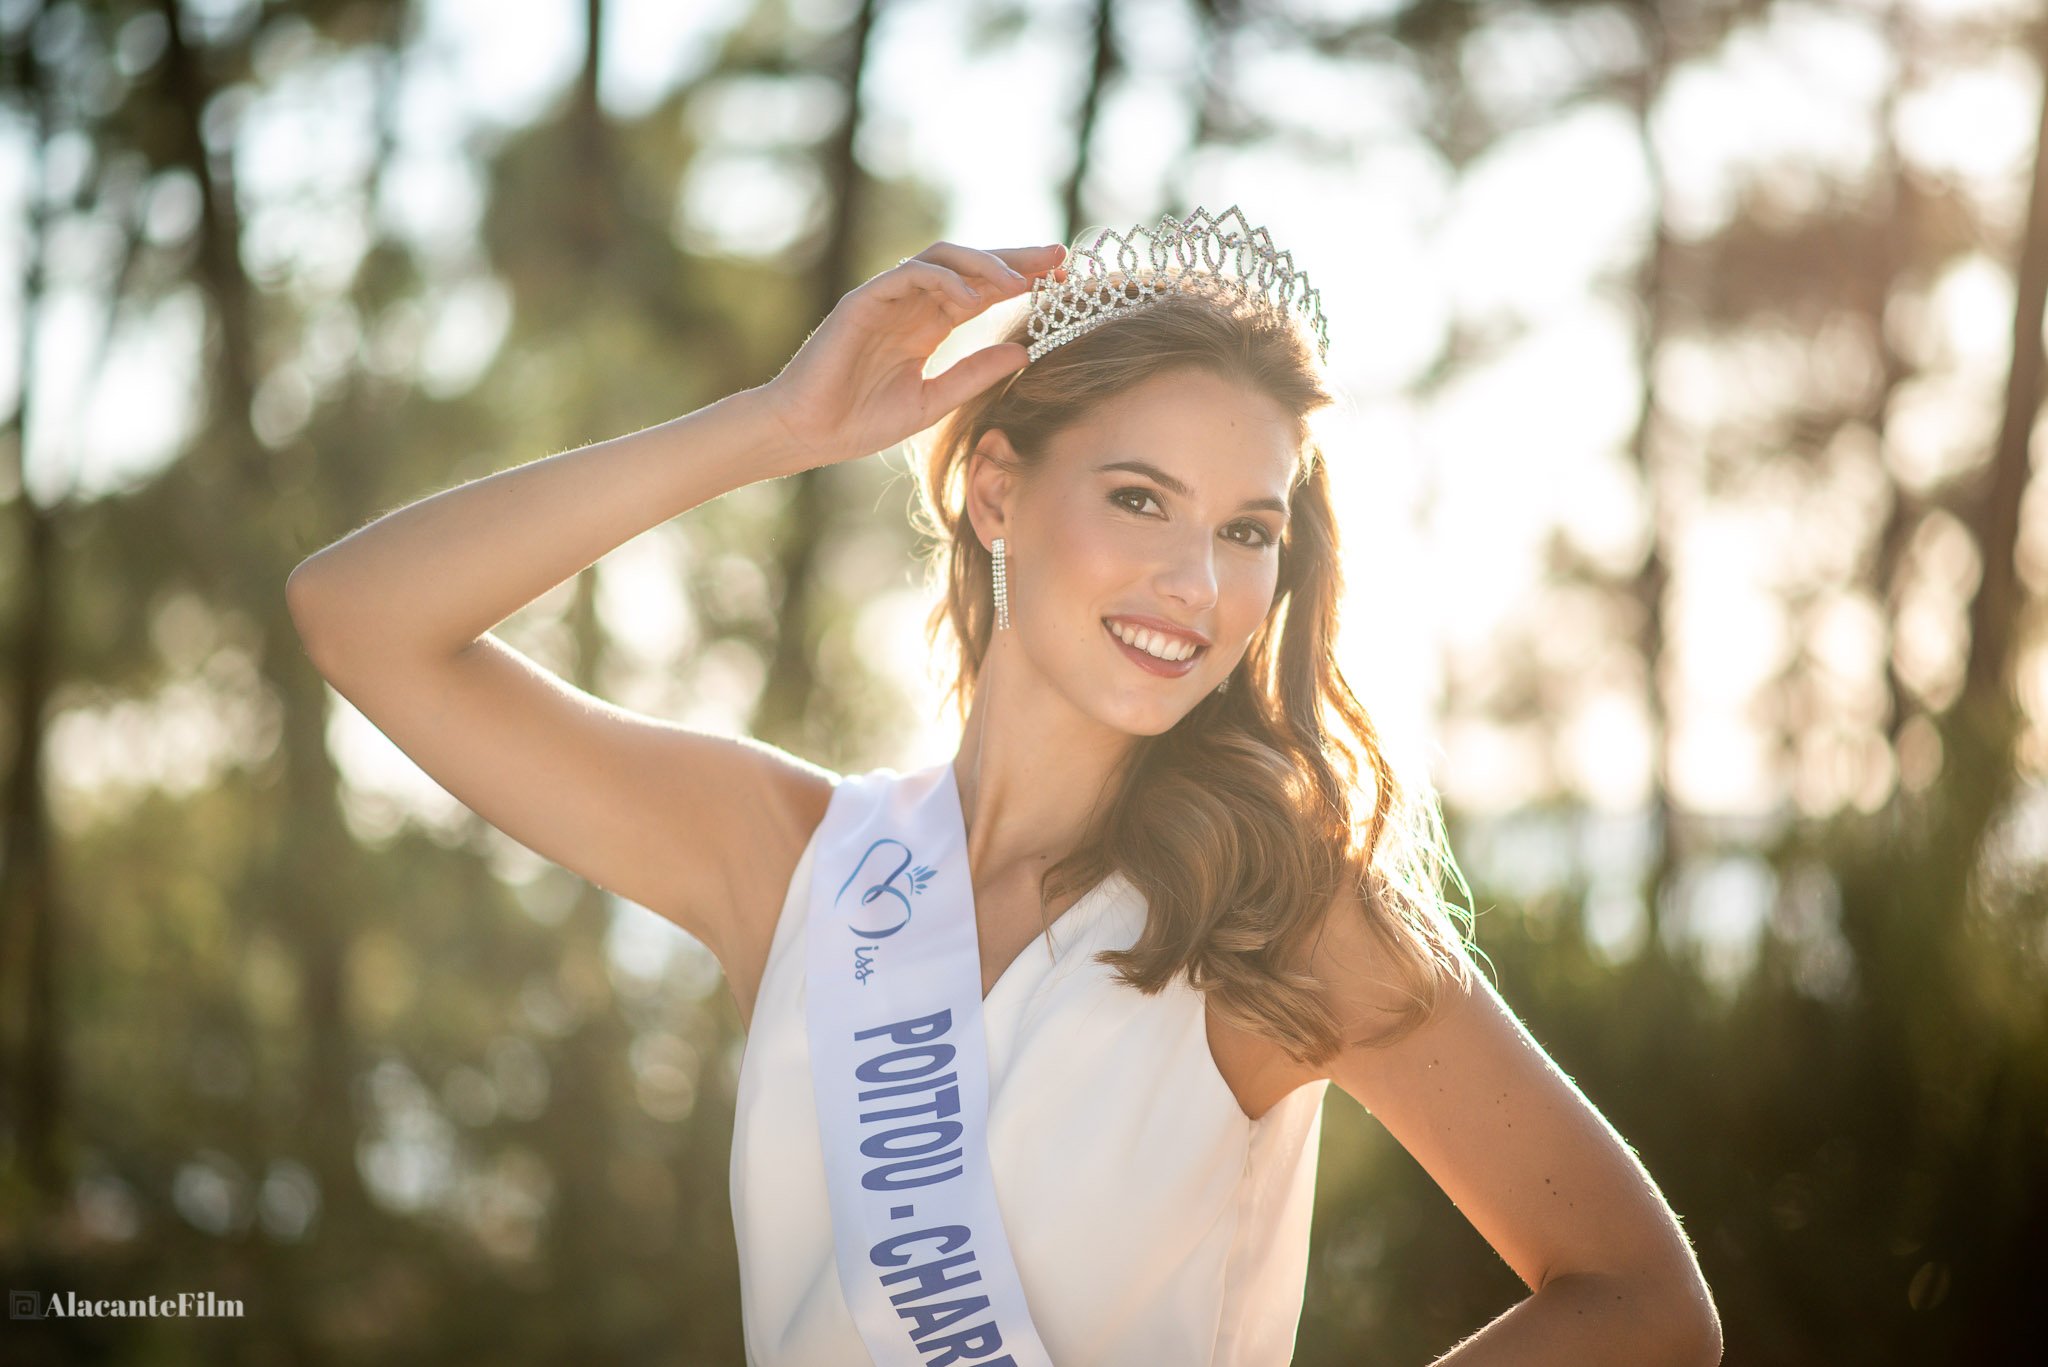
[971,366,1300,735]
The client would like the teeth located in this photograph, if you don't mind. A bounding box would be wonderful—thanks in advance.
[1106,619,1200,662]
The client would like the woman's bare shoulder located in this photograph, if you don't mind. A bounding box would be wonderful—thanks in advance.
[719,742,839,1028]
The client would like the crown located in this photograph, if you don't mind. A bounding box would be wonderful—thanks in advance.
[1022,204,1330,365]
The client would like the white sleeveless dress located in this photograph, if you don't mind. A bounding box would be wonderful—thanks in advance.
[730,796,1332,1365]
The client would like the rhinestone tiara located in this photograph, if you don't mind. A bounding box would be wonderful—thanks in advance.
[1023,204,1330,364]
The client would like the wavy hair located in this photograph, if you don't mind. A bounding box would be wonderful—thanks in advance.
[909,269,1487,1066]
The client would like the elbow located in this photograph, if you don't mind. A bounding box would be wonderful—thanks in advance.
[1660,1305,1721,1367]
[285,559,340,669]
[1654,1266,1723,1367]
[286,559,322,624]
[1689,1295,1724,1367]
[1566,1261,1720,1366]
[1613,1224,1721,1365]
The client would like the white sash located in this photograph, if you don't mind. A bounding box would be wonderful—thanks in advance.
[804,760,1055,1367]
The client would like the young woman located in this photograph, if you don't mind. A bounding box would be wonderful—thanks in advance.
[288,208,1720,1366]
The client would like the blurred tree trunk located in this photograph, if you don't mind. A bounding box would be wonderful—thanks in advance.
[1934,10,2048,871]
[1619,3,1681,957]
[546,0,645,1307]
[1056,0,1118,241]
[751,0,880,759]
[0,3,68,1208]
[1862,5,1933,757]
[153,0,371,1242]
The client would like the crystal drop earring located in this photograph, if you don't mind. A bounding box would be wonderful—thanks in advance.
[1215,673,1229,695]
[992,536,1010,631]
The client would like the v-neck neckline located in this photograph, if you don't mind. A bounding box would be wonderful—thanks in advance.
[977,869,1126,1006]
[939,757,1130,1006]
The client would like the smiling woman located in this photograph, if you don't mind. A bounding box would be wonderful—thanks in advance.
[910,264,1473,1072]
[291,205,1717,1367]
[855,221,1716,1365]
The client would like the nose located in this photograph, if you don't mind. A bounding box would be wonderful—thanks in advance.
[1155,528,1220,614]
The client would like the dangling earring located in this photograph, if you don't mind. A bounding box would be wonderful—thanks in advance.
[1214,673,1229,695]
[992,536,1011,631]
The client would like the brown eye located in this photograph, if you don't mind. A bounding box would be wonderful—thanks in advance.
[1115,488,1273,548]
[1229,522,1276,549]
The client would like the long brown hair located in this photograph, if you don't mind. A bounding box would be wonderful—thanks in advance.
[910,269,1486,1066]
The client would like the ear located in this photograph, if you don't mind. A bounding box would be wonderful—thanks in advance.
[964,428,1023,551]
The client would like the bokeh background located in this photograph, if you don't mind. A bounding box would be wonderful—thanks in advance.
[3,0,2045,1362]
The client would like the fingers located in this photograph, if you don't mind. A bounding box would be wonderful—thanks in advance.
[925,341,1031,417]
[1004,244,1068,279]
[892,258,987,312]
[905,241,1068,292]
[872,241,1070,322]
[916,242,1026,292]
[989,243,1067,287]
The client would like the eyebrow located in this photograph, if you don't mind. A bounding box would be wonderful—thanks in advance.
[1095,460,1291,518]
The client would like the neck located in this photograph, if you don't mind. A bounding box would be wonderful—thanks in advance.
[951,632,1134,886]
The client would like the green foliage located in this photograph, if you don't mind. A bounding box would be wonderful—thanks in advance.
[2,2,2043,1365]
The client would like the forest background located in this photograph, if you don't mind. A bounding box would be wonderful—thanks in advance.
[1,0,2044,1362]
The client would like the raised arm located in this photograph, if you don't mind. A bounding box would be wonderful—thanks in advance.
[284,241,1066,970]
[284,387,837,960]
[288,387,805,661]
